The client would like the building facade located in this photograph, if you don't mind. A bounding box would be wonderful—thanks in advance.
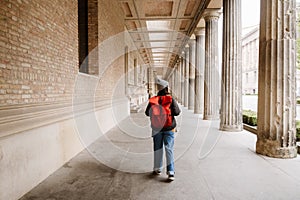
[242,27,259,95]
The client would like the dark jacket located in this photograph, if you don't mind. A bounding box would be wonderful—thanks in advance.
[145,89,181,132]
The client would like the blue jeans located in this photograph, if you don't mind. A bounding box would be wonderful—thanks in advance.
[152,130,175,175]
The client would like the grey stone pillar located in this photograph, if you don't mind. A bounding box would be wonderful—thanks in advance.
[171,67,175,97]
[151,67,155,96]
[220,0,243,131]
[175,62,180,101]
[177,60,182,103]
[256,0,297,158]
[194,27,205,114]
[170,74,173,93]
[125,46,129,96]
[203,9,221,120]
[168,74,171,93]
[147,66,154,98]
[188,39,196,110]
[184,46,189,107]
[172,71,176,96]
[134,59,138,86]
[180,56,185,104]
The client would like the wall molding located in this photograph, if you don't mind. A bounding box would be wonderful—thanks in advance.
[0,97,129,138]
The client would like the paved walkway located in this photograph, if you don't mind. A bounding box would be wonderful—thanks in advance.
[20,106,300,200]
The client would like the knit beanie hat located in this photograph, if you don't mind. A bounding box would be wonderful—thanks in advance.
[155,78,169,91]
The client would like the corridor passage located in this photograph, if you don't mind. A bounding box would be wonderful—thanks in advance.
[20,106,300,200]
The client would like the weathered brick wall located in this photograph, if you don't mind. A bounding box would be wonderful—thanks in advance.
[0,0,132,107]
[0,0,78,105]
[96,0,127,100]
[98,0,125,42]
[96,57,124,100]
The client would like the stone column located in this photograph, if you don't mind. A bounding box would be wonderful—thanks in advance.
[188,38,196,110]
[220,0,243,131]
[173,72,175,95]
[151,67,155,97]
[256,0,297,158]
[177,60,182,103]
[175,62,180,101]
[172,71,175,96]
[181,56,185,104]
[125,46,129,96]
[147,66,154,98]
[203,9,221,120]
[169,73,174,95]
[184,46,190,107]
[134,59,138,86]
[194,27,205,114]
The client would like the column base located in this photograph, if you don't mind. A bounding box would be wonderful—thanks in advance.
[256,139,297,159]
[220,124,243,132]
[203,115,219,120]
[194,109,202,114]
[188,106,194,110]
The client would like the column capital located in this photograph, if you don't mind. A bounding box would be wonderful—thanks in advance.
[203,9,222,21]
[194,27,205,36]
[188,38,196,45]
[184,46,189,54]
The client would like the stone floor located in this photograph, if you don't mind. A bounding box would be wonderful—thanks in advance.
[20,106,300,200]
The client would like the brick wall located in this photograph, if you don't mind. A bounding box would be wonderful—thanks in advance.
[0,0,135,113]
[95,0,127,100]
[98,0,125,42]
[0,0,132,106]
[0,0,78,105]
[0,2,132,199]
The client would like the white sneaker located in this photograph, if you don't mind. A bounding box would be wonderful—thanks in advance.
[152,170,162,175]
[168,174,175,181]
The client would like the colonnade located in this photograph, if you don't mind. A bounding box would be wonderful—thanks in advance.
[166,0,298,158]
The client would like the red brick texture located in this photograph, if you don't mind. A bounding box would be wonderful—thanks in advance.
[0,0,78,105]
[0,0,129,106]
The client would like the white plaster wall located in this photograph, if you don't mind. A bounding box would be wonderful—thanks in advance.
[0,119,83,200]
[97,98,130,134]
[0,98,129,200]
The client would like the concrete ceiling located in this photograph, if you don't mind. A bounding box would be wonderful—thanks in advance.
[118,0,222,78]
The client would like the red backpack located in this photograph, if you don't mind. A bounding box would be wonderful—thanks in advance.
[149,95,173,129]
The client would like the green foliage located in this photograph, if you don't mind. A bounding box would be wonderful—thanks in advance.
[296,120,300,141]
[242,110,257,126]
[243,111,300,141]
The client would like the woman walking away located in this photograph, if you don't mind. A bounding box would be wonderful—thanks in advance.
[145,78,181,181]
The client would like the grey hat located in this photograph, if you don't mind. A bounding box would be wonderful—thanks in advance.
[155,78,169,90]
